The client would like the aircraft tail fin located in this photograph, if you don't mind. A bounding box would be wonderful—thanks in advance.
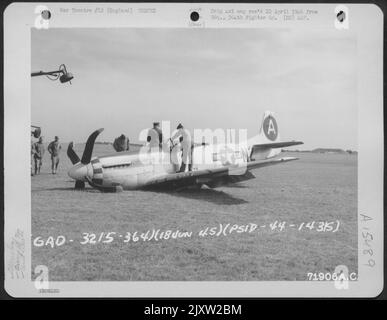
[258,111,280,143]
[249,111,303,160]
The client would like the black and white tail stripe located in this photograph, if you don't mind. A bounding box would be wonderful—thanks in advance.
[91,158,103,185]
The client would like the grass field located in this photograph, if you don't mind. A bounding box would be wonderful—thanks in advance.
[31,144,357,281]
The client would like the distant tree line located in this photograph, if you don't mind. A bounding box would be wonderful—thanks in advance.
[282,148,357,154]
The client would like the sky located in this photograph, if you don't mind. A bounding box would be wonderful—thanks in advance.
[31,28,357,150]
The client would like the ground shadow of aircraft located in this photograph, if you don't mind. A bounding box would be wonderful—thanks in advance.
[33,186,101,193]
[34,185,248,205]
[161,188,249,205]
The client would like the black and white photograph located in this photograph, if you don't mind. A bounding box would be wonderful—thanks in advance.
[30,26,358,281]
[3,3,383,298]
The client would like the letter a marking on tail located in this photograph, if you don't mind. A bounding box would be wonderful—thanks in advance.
[268,118,276,135]
[263,115,278,141]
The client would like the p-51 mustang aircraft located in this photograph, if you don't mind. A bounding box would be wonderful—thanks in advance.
[67,111,303,192]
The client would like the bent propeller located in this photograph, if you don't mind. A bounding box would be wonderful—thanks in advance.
[66,128,104,190]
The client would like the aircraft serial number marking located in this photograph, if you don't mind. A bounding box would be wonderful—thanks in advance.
[32,220,340,248]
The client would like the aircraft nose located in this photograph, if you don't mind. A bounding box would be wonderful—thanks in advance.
[68,164,91,181]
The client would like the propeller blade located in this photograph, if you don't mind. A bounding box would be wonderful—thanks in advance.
[81,128,104,164]
[67,142,80,165]
[75,180,85,190]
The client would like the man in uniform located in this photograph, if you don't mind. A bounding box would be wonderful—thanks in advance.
[170,123,192,172]
[147,122,163,151]
[33,137,45,175]
[48,136,61,174]
[31,132,36,176]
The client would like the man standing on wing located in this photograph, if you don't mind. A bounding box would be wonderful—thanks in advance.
[147,122,163,151]
[170,123,192,172]
[48,136,61,174]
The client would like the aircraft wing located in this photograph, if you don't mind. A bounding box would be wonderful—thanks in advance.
[142,157,299,190]
[251,141,303,153]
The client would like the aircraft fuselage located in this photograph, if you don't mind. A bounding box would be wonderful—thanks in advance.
[68,142,280,190]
